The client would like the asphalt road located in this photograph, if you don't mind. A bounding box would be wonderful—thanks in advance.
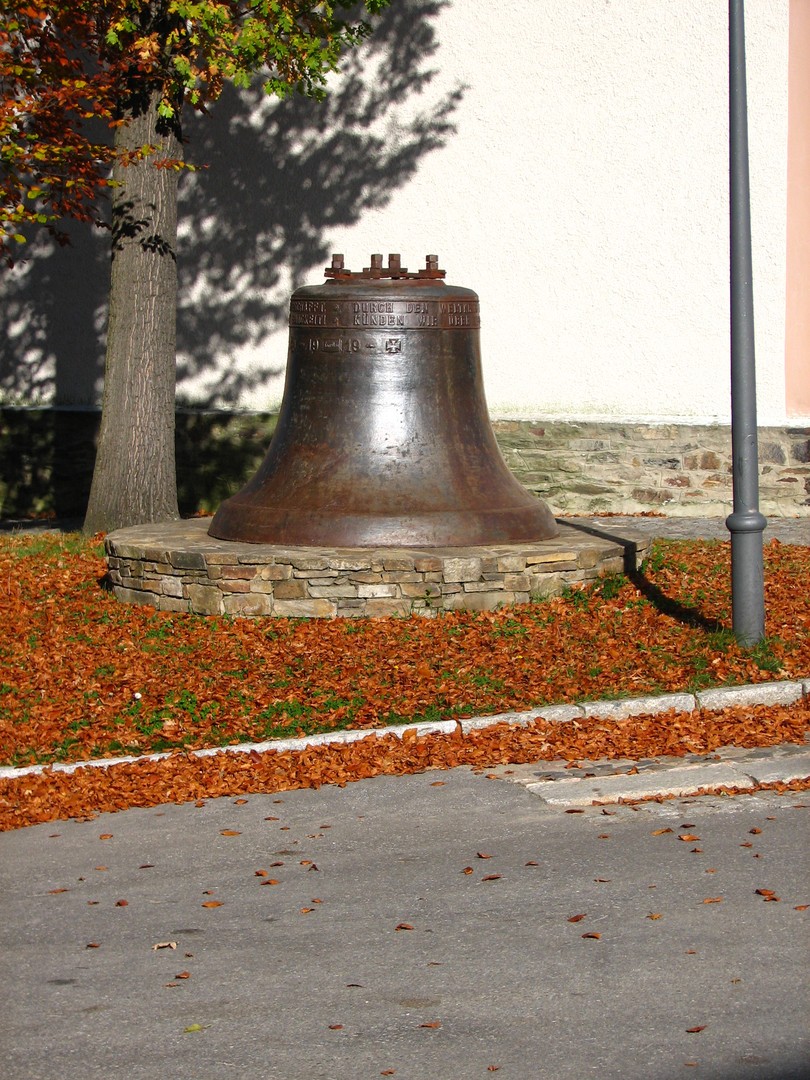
[1,769,808,1080]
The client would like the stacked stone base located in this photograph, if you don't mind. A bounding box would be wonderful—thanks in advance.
[105,518,650,619]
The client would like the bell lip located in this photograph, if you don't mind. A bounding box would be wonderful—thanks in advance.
[208,503,560,549]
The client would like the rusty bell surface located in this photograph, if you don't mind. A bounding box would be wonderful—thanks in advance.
[208,255,559,548]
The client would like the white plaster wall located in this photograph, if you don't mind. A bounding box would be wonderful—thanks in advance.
[184,0,789,423]
[0,1,792,425]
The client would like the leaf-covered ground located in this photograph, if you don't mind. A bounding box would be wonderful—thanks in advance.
[3,700,808,831]
[0,532,807,829]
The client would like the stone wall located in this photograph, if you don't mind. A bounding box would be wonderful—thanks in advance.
[494,421,810,517]
[1,408,808,520]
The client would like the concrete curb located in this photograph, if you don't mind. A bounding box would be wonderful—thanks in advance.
[1,679,807,799]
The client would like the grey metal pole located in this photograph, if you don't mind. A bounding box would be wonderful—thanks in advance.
[727,0,766,645]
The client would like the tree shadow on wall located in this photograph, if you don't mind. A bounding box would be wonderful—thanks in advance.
[176,0,463,406]
[0,0,463,518]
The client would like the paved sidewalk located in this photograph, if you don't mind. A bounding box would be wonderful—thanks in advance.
[568,515,810,545]
[2,766,808,1080]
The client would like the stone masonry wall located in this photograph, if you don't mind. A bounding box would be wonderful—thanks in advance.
[494,422,810,517]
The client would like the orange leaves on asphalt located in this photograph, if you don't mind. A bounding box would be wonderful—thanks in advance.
[201,900,222,908]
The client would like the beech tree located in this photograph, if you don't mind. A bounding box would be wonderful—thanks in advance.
[0,1,388,533]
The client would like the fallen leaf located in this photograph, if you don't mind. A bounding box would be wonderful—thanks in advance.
[48,888,69,894]
[99,834,113,840]
[300,907,314,914]
[686,1026,706,1034]
[755,888,780,901]
[794,904,809,911]
[115,899,128,907]
[581,932,601,940]
[380,1071,396,1076]
[260,879,280,886]
[419,1021,442,1029]
[183,1024,205,1033]
[86,942,100,949]
[749,827,762,834]
[564,808,585,814]
[646,913,663,920]
[651,828,673,835]
[220,829,241,836]
[679,834,701,842]
[139,864,154,869]
[525,860,539,866]
[395,923,414,931]
[481,874,502,882]
[702,897,723,904]
[234,798,248,805]
[461,866,473,875]
[594,877,611,883]
[201,900,223,908]
[174,971,191,980]
[328,1024,344,1030]
[430,781,446,787]
[476,852,493,859]
[567,914,587,923]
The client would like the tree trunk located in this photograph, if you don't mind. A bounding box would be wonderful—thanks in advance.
[83,90,181,534]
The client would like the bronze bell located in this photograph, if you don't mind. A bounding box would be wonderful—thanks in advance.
[208,254,559,548]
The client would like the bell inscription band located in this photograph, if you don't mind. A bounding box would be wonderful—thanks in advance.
[208,254,559,548]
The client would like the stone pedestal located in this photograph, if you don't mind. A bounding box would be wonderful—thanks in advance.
[105,518,650,619]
